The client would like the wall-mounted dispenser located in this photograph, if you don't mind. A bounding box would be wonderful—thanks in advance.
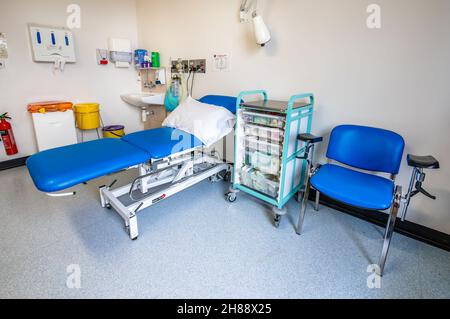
[28,24,76,71]
[108,38,132,68]
[96,49,109,65]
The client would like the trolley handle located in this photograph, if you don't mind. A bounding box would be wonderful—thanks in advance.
[288,93,314,111]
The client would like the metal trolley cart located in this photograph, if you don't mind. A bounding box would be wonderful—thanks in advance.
[226,90,315,227]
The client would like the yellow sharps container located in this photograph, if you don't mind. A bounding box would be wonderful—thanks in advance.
[74,103,100,130]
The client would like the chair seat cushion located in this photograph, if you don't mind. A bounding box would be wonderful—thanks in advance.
[311,164,395,210]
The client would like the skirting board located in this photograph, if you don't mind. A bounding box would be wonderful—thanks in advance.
[0,156,29,171]
[309,189,450,252]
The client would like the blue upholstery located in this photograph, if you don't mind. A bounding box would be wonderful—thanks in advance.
[198,95,238,114]
[26,139,150,193]
[122,127,203,159]
[311,164,395,210]
[327,125,405,174]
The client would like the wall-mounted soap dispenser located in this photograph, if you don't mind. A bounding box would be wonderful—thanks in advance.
[28,24,76,71]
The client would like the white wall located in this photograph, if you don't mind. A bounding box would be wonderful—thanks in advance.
[0,0,142,160]
[137,0,450,234]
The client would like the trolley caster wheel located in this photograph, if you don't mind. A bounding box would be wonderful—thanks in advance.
[105,203,112,209]
[226,192,237,203]
[274,214,282,228]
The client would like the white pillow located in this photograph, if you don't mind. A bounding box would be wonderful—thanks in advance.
[162,96,235,147]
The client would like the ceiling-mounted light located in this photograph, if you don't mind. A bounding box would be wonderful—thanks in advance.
[240,0,271,47]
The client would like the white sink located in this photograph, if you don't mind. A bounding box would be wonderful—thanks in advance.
[121,92,165,108]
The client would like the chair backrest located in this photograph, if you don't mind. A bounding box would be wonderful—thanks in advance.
[198,95,237,114]
[327,125,405,175]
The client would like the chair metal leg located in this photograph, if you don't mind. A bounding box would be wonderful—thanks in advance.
[401,168,418,221]
[378,186,402,276]
[297,190,303,203]
[296,177,311,235]
[314,191,320,211]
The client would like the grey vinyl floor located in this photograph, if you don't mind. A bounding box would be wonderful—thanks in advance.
[0,166,449,299]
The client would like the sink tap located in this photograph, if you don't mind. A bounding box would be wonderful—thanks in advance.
[143,81,156,89]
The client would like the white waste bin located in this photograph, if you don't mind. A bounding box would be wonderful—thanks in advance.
[28,101,78,151]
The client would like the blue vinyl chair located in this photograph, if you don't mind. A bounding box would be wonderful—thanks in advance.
[296,125,439,275]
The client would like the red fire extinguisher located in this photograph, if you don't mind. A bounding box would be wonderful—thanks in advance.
[0,112,19,156]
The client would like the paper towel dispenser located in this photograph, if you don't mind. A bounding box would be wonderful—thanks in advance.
[108,38,132,68]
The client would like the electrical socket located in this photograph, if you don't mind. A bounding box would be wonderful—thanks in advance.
[171,59,206,73]
[188,59,206,73]
[171,59,189,73]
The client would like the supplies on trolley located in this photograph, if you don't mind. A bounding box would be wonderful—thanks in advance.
[246,136,283,157]
[248,151,280,176]
[245,124,284,143]
[242,111,285,129]
[239,165,279,198]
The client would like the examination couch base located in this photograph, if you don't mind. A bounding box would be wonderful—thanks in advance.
[99,151,230,240]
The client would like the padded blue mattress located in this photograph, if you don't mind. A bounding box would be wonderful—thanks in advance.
[26,128,204,193]
[26,138,149,193]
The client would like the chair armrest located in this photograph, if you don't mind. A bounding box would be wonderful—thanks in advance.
[298,133,323,144]
[407,154,440,169]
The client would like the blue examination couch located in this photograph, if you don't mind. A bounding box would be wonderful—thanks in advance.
[27,95,237,193]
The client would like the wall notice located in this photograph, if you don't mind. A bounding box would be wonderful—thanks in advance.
[212,54,230,72]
